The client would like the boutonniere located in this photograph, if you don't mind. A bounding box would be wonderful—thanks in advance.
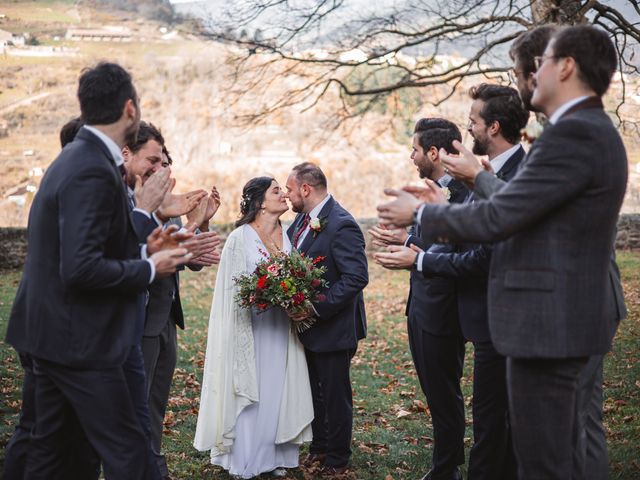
[441,187,451,201]
[309,217,327,237]
[521,115,548,144]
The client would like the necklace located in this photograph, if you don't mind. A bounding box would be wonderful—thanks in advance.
[251,220,283,255]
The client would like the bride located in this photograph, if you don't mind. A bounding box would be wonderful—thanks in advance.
[194,176,313,478]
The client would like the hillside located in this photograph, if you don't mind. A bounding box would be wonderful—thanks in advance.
[1,0,639,226]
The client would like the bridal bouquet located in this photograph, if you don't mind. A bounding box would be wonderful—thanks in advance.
[234,248,328,333]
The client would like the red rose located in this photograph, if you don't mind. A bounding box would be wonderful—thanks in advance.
[257,275,268,289]
[316,294,326,302]
[311,279,321,288]
[292,292,305,305]
[257,303,268,310]
[312,256,326,265]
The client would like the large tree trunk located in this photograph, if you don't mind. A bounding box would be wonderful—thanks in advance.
[530,0,588,24]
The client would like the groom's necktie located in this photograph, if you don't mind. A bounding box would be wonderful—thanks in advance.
[293,214,310,248]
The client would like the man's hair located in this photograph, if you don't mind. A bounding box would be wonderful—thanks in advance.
[469,83,529,144]
[77,62,137,125]
[413,118,462,153]
[291,162,328,190]
[552,25,617,97]
[509,25,558,76]
[162,145,173,166]
[126,121,164,153]
[59,117,84,148]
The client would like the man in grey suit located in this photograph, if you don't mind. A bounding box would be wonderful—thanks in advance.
[378,25,627,480]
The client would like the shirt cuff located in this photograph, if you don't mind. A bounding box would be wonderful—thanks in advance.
[415,252,425,272]
[404,235,413,247]
[140,244,156,283]
[133,207,151,219]
[416,204,426,225]
[151,212,164,227]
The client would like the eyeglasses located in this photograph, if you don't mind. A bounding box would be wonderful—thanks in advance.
[507,68,525,83]
[533,54,559,70]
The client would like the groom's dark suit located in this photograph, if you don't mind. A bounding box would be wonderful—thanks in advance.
[420,146,525,480]
[5,127,154,479]
[417,97,627,478]
[287,196,368,468]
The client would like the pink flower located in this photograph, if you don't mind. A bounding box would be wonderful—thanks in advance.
[267,263,280,275]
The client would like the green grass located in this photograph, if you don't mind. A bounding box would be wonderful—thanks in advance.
[1,253,639,479]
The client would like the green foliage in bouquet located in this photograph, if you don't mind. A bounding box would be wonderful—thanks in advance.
[234,247,329,332]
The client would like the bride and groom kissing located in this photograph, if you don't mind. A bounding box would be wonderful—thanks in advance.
[194,162,369,478]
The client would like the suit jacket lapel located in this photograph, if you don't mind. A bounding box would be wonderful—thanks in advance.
[287,213,303,241]
[496,145,526,181]
[298,196,335,253]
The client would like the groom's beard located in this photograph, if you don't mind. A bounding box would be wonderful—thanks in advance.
[289,199,304,213]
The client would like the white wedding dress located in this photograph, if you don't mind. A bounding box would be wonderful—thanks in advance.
[194,224,313,479]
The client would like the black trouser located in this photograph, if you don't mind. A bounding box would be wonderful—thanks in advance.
[27,356,151,480]
[3,353,100,480]
[407,319,465,476]
[507,356,589,480]
[305,348,355,468]
[574,354,608,480]
[468,341,516,480]
[142,320,178,477]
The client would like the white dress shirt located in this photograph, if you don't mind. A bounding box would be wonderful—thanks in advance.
[83,125,155,283]
[548,96,589,125]
[296,194,332,247]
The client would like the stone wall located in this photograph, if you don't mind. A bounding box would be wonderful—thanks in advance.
[2,214,640,270]
[0,228,27,270]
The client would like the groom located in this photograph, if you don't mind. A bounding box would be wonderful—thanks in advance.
[285,162,368,475]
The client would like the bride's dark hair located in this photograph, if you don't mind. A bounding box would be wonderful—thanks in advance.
[235,176,275,227]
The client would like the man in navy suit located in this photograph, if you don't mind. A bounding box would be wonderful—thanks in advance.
[372,118,467,480]
[5,62,192,479]
[379,85,528,479]
[285,162,368,476]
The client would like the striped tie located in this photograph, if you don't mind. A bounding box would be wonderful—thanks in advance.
[293,214,310,248]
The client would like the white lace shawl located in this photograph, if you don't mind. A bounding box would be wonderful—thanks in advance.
[193,227,313,456]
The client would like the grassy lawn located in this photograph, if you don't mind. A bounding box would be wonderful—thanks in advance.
[1,252,639,479]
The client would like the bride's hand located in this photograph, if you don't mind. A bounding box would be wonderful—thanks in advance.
[287,306,313,321]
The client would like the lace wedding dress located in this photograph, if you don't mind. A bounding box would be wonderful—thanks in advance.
[194,224,313,479]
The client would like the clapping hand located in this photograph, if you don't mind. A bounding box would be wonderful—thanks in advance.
[203,187,221,223]
[402,179,448,205]
[146,225,194,255]
[180,230,221,258]
[440,140,493,188]
[377,188,422,228]
[374,244,423,270]
[189,251,221,267]
[134,168,172,214]
[156,188,208,223]
[369,224,409,248]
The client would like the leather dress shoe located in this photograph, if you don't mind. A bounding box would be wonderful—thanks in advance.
[302,452,327,467]
[319,465,349,476]
[420,467,462,480]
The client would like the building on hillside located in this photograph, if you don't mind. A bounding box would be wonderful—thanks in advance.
[65,27,132,42]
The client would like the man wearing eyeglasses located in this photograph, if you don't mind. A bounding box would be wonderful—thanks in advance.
[377,25,627,480]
